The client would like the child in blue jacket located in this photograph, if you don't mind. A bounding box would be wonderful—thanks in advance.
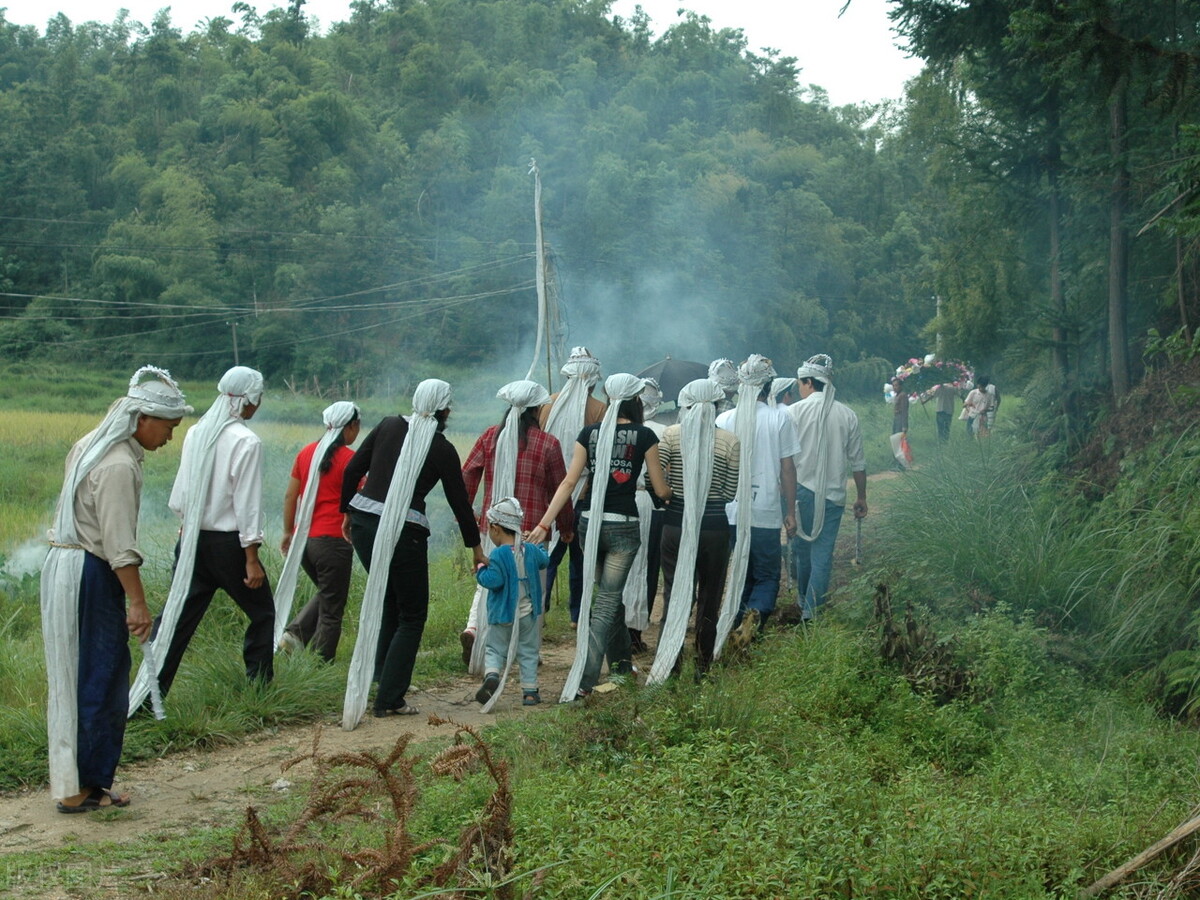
[475,497,550,707]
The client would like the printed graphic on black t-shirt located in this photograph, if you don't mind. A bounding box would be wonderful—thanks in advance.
[577,424,658,517]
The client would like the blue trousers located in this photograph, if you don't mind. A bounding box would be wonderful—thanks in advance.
[739,526,783,619]
[77,552,130,789]
[484,611,541,690]
[546,507,584,621]
[793,487,845,620]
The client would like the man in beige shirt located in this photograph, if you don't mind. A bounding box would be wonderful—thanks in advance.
[44,369,189,812]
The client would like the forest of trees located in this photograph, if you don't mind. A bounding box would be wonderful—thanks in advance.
[1,0,1198,402]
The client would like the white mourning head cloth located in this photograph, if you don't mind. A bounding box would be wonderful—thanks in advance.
[413,379,453,416]
[323,401,359,430]
[561,347,601,384]
[771,377,796,401]
[797,354,834,385]
[127,366,192,418]
[708,358,739,394]
[640,378,662,419]
[487,496,524,532]
[605,373,646,404]
[497,380,551,410]
[218,366,265,406]
[738,354,776,387]
[677,378,725,409]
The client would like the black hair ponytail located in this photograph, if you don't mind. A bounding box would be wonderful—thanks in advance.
[319,411,360,474]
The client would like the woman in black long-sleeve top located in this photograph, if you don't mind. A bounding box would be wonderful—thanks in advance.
[341,411,484,716]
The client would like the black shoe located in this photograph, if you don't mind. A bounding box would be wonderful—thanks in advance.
[475,673,500,704]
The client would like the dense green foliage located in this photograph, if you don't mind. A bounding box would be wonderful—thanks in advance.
[0,0,939,385]
[3,0,1198,401]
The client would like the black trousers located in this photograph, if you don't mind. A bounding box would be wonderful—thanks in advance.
[285,535,354,662]
[349,510,429,712]
[153,531,275,697]
[659,522,732,673]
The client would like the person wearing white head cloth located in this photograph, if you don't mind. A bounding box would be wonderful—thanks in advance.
[708,358,739,414]
[44,366,190,811]
[623,377,666,654]
[473,497,551,711]
[130,365,272,713]
[714,355,799,650]
[529,374,673,701]
[339,380,485,725]
[786,354,867,622]
[276,401,361,661]
[769,377,797,408]
[649,378,740,683]
[539,346,605,624]
[458,380,571,673]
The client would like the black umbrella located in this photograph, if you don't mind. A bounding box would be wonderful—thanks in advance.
[636,356,709,403]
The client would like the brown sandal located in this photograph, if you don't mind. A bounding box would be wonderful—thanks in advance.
[56,786,130,814]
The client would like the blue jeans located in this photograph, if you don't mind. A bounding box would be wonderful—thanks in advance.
[577,517,640,692]
[484,610,542,690]
[793,487,845,619]
[739,526,783,619]
[546,507,584,621]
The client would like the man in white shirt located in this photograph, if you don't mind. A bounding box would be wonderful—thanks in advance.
[786,355,867,622]
[152,366,274,697]
[716,355,799,633]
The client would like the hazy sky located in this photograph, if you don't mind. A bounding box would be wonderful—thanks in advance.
[0,0,921,106]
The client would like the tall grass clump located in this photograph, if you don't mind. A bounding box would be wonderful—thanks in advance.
[470,621,1200,898]
[865,441,1097,631]
[862,421,1200,712]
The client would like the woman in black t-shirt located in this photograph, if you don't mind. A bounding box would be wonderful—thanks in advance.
[530,385,672,695]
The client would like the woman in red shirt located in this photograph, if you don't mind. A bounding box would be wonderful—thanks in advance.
[278,403,361,661]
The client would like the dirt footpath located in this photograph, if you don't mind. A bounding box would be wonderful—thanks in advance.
[0,636,584,859]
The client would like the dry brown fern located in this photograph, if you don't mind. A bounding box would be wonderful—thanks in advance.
[193,717,523,899]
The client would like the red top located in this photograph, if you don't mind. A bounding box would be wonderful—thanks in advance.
[291,442,354,538]
[462,425,573,535]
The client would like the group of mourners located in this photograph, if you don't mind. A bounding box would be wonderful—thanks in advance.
[40,348,867,813]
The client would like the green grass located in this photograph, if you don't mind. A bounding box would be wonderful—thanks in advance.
[9,611,1194,898]
[9,375,1200,897]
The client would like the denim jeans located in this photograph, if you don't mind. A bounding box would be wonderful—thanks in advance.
[577,517,640,692]
[740,526,783,618]
[484,610,542,690]
[793,487,845,620]
[546,507,584,620]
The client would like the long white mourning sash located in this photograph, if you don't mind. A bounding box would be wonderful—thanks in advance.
[559,373,645,702]
[342,380,450,730]
[272,402,358,648]
[648,382,720,684]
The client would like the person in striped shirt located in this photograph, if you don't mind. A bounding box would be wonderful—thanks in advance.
[657,385,740,675]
